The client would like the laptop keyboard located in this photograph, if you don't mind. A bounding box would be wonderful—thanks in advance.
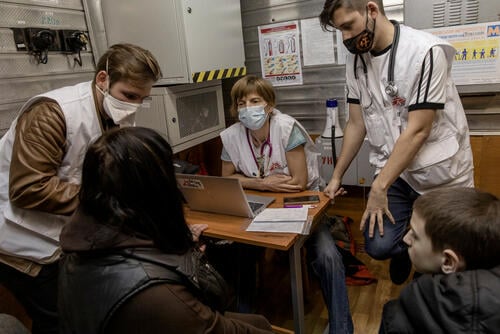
[249,201,264,213]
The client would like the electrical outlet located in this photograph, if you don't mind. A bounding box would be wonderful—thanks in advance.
[59,30,89,52]
[25,28,62,52]
[11,28,28,51]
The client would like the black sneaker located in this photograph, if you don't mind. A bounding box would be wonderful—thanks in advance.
[389,250,412,285]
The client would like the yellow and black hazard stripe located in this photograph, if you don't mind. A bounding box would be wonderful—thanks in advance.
[192,66,246,83]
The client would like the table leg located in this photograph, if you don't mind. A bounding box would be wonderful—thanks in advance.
[289,236,307,334]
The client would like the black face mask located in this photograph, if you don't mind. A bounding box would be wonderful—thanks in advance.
[343,9,376,54]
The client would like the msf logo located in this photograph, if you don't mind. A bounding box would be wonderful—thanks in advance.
[487,25,500,37]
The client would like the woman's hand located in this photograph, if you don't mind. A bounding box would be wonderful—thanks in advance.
[261,174,302,192]
[189,224,208,252]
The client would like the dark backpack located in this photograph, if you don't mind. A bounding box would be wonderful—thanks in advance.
[323,213,355,255]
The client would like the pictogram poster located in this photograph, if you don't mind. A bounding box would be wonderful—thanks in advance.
[426,21,500,86]
[258,20,303,86]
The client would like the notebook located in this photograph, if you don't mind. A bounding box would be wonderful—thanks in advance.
[176,174,275,218]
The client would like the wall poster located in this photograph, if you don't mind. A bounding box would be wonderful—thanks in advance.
[258,20,303,86]
[300,17,335,66]
[426,21,500,86]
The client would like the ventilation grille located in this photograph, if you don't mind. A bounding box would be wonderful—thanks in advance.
[433,2,446,27]
[432,0,479,28]
[464,0,480,24]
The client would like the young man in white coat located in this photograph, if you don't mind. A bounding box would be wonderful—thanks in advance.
[0,43,162,333]
[319,0,474,284]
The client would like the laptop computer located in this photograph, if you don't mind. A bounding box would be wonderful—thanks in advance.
[176,174,275,218]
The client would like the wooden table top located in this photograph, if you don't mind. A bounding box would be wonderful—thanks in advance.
[184,190,331,250]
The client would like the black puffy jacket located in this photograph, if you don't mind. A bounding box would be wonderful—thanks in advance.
[381,265,500,333]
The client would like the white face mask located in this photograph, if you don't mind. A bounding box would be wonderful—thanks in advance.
[238,105,268,130]
[96,81,141,127]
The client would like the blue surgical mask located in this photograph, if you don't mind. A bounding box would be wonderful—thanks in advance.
[238,105,268,130]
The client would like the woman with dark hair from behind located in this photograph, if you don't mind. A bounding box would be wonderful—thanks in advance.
[58,126,274,334]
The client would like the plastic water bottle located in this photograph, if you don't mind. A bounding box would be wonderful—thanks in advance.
[321,99,343,138]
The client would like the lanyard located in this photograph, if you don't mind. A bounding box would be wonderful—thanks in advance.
[246,128,272,178]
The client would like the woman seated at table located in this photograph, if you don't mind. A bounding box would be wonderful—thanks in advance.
[220,74,319,192]
[57,126,274,334]
[219,75,353,334]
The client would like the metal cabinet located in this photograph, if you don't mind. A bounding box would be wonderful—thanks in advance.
[83,0,245,84]
[136,80,226,153]
[316,137,376,189]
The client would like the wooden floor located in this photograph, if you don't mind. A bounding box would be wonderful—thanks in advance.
[0,187,412,334]
[255,251,409,334]
[254,186,411,334]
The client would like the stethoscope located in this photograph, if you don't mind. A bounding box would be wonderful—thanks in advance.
[354,20,400,98]
[246,128,272,178]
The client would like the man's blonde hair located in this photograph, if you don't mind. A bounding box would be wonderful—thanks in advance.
[95,43,162,87]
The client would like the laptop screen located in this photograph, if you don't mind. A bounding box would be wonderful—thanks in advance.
[176,174,274,218]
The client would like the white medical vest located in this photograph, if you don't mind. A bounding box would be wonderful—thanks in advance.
[346,24,473,193]
[0,81,103,264]
[221,109,320,190]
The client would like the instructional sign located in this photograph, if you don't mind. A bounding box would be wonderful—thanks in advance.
[300,17,335,66]
[258,20,303,86]
[426,21,500,86]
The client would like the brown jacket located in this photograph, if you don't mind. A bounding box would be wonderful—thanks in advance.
[1,100,70,275]
[1,96,113,275]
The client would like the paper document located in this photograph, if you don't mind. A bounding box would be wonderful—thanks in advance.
[252,207,308,222]
[246,207,312,234]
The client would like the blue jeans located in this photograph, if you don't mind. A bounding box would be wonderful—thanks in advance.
[364,177,420,260]
[307,221,353,334]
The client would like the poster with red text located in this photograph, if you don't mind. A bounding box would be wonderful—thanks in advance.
[258,20,303,86]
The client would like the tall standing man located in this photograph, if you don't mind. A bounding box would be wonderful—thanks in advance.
[319,0,474,284]
[0,43,162,333]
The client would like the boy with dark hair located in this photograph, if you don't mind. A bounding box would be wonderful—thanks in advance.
[380,187,500,333]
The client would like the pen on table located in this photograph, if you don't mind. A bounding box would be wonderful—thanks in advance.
[283,204,318,209]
